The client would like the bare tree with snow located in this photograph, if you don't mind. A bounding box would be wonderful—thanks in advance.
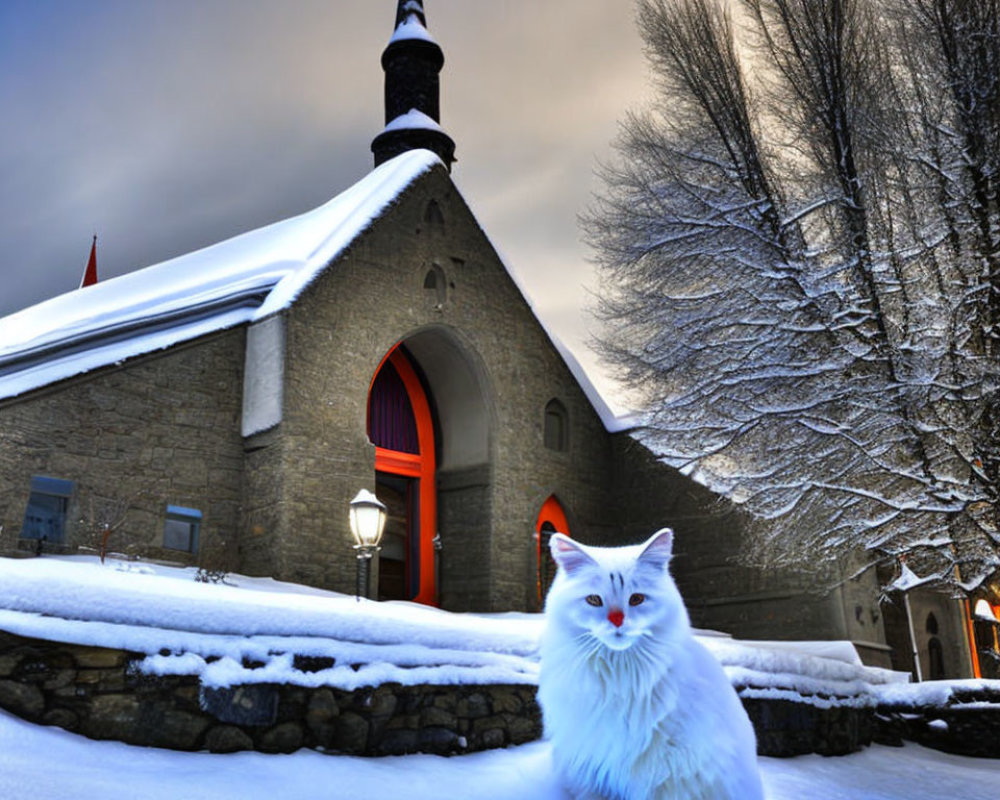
[587,0,1000,597]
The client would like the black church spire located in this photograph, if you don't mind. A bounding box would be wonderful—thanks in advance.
[371,1,456,170]
[394,0,426,28]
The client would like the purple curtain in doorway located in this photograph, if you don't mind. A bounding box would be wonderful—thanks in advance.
[368,359,420,454]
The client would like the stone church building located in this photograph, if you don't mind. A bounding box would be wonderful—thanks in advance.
[0,2,709,615]
[0,1,993,679]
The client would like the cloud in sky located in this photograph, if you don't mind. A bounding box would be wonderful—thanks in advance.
[0,0,652,404]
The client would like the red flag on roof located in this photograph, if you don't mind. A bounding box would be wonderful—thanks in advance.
[80,235,98,288]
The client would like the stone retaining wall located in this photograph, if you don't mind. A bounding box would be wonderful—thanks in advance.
[15,629,999,760]
[0,631,539,755]
[741,698,873,757]
[875,685,1000,759]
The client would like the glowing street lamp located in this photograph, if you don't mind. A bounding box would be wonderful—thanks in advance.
[974,599,1000,623]
[349,489,387,600]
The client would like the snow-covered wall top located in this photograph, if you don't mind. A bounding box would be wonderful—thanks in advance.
[0,557,909,702]
[0,557,542,690]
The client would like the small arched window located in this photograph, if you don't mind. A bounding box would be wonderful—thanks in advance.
[926,612,939,635]
[424,199,445,227]
[927,637,946,680]
[544,399,569,452]
[423,264,446,307]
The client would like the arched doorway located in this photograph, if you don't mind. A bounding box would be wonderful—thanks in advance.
[367,346,436,604]
[535,495,570,608]
[369,326,493,611]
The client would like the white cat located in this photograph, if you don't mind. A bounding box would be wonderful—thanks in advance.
[538,529,764,800]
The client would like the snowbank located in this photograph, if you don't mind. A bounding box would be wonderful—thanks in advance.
[0,556,902,702]
[875,678,1000,709]
[0,556,541,689]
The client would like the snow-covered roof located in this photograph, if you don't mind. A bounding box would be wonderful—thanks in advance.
[887,562,936,593]
[0,148,631,432]
[0,151,440,402]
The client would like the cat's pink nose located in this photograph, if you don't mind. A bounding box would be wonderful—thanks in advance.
[608,609,625,628]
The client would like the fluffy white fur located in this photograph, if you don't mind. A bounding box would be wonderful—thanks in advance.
[538,530,763,800]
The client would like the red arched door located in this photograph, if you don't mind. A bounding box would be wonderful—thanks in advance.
[367,346,436,605]
[536,495,570,608]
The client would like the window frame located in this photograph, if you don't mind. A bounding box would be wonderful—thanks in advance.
[20,476,75,544]
[162,504,202,554]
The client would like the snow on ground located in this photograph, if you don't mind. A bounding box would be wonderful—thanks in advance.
[0,708,995,800]
[0,555,996,797]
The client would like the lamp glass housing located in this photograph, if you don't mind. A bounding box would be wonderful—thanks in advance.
[974,598,999,623]
[350,489,387,549]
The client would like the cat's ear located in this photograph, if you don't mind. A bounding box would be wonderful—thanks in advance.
[638,528,674,570]
[549,534,597,576]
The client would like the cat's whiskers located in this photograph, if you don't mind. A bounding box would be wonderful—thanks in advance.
[576,631,606,662]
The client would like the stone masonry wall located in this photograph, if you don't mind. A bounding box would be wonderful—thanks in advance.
[0,631,539,756]
[608,435,892,658]
[268,165,624,610]
[0,628,904,759]
[0,331,246,568]
[875,683,1000,758]
[608,434,783,636]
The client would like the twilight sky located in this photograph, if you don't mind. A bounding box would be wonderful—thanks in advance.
[0,0,651,401]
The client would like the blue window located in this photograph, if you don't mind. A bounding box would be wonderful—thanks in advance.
[163,505,202,553]
[21,476,74,544]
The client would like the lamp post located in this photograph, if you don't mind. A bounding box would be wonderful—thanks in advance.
[349,489,387,600]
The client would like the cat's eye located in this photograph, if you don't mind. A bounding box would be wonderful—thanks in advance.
[585,594,603,607]
[629,593,646,606]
